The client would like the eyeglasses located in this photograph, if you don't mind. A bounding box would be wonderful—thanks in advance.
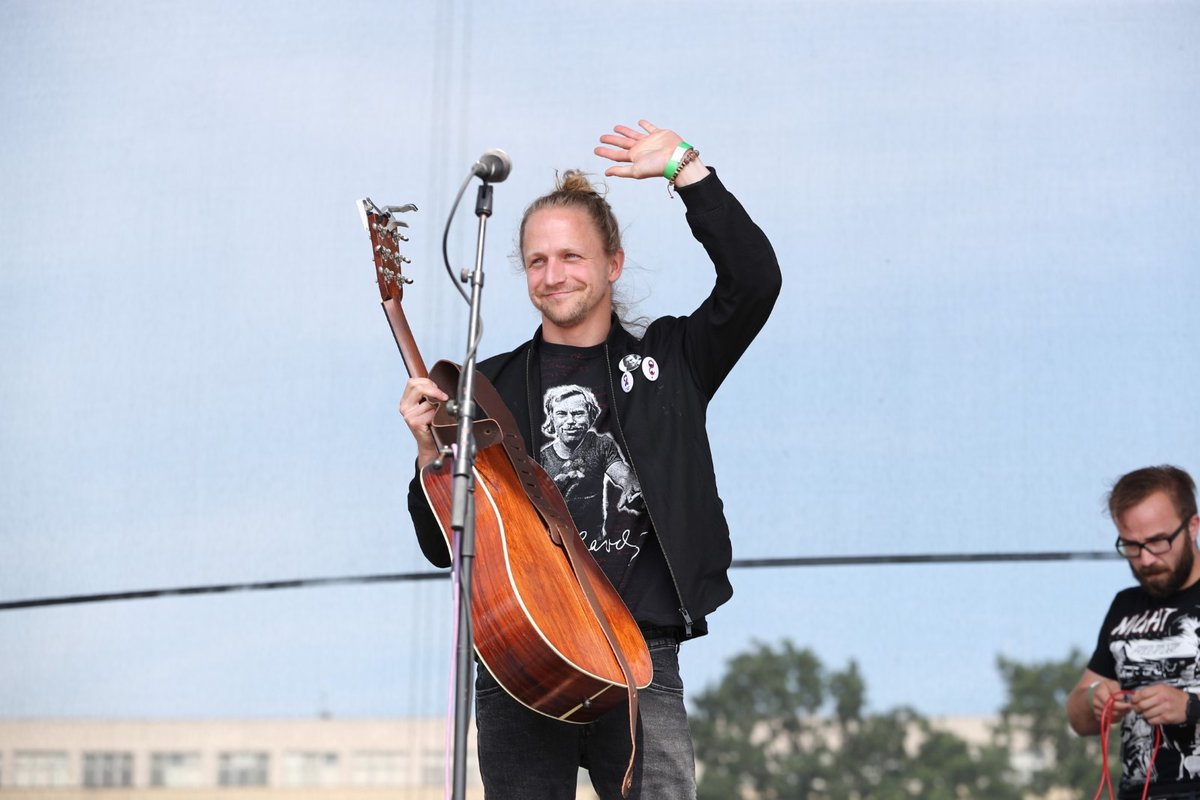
[1115,517,1192,558]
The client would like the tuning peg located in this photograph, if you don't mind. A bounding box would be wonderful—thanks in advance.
[386,203,418,214]
[375,246,412,268]
[379,265,414,285]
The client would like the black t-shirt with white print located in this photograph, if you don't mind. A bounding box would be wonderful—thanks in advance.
[536,341,677,626]
[1088,579,1200,795]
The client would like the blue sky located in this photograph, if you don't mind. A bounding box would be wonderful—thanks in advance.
[2,0,1198,722]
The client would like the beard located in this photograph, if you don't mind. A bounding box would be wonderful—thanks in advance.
[532,284,610,330]
[1133,544,1195,598]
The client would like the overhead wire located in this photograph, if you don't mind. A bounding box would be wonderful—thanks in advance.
[0,550,1119,611]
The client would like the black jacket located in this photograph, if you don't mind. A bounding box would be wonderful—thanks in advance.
[407,169,781,637]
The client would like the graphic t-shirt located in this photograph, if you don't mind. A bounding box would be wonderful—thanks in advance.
[536,342,676,624]
[1088,580,1200,793]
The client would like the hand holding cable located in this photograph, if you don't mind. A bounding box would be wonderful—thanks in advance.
[1129,683,1193,726]
[1093,688,1162,800]
[1090,677,1132,724]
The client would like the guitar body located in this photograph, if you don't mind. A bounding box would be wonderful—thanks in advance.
[419,361,652,723]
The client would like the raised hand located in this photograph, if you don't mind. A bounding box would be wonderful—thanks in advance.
[595,119,704,184]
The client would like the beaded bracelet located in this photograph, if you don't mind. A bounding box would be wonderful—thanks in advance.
[666,146,699,198]
[663,142,693,181]
[674,147,700,178]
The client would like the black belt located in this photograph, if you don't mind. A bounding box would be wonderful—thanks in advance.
[638,623,684,642]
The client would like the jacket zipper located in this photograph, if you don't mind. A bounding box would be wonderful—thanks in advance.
[602,342,693,638]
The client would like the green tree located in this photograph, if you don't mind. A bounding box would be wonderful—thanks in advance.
[993,648,1118,799]
[689,640,826,799]
[690,640,1020,799]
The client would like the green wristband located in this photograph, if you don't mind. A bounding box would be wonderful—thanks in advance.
[663,141,692,180]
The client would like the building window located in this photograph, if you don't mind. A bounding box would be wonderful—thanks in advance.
[13,753,70,791]
[14,751,71,787]
[282,751,339,786]
[83,752,134,788]
[150,752,203,787]
[217,751,269,787]
[350,750,409,786]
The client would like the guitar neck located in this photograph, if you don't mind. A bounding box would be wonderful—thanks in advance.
[382,296,429,380]
[360,197,427,381]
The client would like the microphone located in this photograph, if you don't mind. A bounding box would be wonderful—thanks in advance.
[472,149,512,183]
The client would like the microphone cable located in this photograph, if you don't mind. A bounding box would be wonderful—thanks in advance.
[1093,689,1162,800]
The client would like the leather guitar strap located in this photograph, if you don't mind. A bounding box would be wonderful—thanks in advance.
[465,369,641,798]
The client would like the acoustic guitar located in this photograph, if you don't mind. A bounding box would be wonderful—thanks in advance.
[359,199,653,730]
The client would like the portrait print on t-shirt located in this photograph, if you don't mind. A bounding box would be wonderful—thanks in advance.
[538,383,647,588]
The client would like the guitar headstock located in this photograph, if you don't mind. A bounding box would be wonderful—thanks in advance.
[358,198,418,302]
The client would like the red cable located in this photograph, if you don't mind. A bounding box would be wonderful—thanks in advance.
[1093,690,1163,800]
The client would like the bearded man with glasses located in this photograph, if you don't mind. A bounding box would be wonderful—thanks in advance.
[1067,465,1200,800]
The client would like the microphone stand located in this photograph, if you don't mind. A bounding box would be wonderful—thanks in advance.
[448,180,494,800]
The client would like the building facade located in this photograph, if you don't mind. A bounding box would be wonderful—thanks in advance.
[0,717,488,799]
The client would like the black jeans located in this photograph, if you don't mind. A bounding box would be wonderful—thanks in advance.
[474,636,696,800]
